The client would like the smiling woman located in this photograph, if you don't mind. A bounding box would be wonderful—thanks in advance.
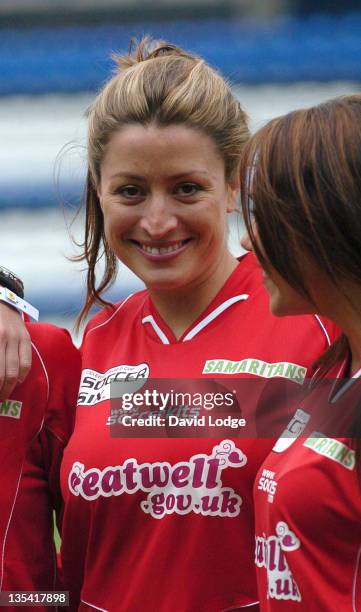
[0,38,338,612]
[80,37,247,335]
[98,123,238,336]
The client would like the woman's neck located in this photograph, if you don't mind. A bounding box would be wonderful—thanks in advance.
[148,253,238,340]
[347,332,361,373]
[326,288,361,373]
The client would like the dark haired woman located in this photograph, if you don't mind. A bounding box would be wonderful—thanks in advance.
[240,94,361,610]
[0,40,336,611]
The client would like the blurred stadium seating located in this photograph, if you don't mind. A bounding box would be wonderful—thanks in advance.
[1,5,360,325]
[1,13,361,97]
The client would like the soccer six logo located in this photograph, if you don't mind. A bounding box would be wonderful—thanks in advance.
[77,363,150,406]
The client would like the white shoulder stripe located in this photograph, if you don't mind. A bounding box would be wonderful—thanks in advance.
[0,460,24,590]
[224,602,260,609]
[183,294,249,342]
[31,341,50,403]
[81,600,109,612]
[331,363,361,403]
[353,542,361,611]
[86,293,135,337]
[313,315,332,347]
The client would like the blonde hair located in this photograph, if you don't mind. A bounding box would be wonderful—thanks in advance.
[78,37,249,324]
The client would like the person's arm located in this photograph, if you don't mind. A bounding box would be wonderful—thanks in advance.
[0,302,32,400]
[0,266,35,400]
[2,324,80,602]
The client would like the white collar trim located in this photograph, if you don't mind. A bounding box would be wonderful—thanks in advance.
[182,294,249,341]
[142,315,170,344]
[142,293,249,344]
[313,315,332,346]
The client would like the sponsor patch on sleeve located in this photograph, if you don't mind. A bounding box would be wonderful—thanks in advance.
[303,434,355,470]
[202,358,307,384]
[0,399,22,419]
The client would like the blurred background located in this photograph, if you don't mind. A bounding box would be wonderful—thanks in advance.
[1,0,360,338]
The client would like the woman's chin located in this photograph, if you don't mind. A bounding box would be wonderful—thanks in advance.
[265,278,315,317]
[269,297,315,318]
[269,300,287,317]
[268,293,293,317]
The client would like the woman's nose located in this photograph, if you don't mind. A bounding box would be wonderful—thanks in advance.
[139,196,178,238]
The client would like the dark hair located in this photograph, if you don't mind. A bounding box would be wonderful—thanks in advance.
[240,94,361,463]
[75,36,249,326]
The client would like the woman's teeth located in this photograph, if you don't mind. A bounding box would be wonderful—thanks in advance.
[141,241,184,254]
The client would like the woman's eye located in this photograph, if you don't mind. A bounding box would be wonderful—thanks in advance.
[119,185,142,198]
[176,183,200,196]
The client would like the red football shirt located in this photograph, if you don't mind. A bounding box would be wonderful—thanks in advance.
[0,323,80,610]
[60,254,337,612]
[254,356,361,610]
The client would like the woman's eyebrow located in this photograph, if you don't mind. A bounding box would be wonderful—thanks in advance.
[109,170,210,181]
[109,172,145,181]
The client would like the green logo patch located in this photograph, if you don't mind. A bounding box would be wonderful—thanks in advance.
[0,399,22,419]
[303,434,355,470]
[202,358,307,384]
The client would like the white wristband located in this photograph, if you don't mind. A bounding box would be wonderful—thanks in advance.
[0,287,39,321]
